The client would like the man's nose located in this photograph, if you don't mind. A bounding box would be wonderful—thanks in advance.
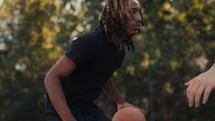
[135,13,142,22]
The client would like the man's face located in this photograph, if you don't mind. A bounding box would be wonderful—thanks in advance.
[124,0,142,36]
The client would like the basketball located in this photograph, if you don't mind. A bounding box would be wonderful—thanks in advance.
[112,107,146,121]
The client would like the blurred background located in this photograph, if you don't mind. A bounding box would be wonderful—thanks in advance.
[0,0,215,121]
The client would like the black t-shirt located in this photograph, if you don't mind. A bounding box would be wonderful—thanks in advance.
[46,29,125,112]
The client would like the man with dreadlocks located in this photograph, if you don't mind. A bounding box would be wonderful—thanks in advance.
[44,0,143,121]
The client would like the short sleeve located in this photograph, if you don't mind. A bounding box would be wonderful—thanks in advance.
[65,36,98,67]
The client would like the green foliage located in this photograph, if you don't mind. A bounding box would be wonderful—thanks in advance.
[0,0,214,121]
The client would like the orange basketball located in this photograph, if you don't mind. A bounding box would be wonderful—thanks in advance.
[112,107,146,121]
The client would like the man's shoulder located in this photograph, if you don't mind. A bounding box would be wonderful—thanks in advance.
[78,30,106,41]
[73,30,107,46]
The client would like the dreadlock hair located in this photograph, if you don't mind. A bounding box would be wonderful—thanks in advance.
[97,0,144,50]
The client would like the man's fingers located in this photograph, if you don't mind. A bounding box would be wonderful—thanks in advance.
[185,81,190,86]
[187,81,199,107]
[194,85,205,107]
[202,86,213,104]
[186,80,195,99]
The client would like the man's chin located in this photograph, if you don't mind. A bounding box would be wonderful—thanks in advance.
[129,32,137,37]
[131,30,139,36]
[126,30,139,37]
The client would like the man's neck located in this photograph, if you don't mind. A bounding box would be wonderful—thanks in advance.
[112,35,123,47]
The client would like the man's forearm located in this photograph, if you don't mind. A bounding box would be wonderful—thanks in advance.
[44,73,76,121]
[103,78,125,105]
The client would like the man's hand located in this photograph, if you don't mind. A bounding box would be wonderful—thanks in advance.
[117,102,138,110]
[185,67,215,107]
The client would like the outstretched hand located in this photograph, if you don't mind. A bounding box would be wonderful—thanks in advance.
[185,69,215,107]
